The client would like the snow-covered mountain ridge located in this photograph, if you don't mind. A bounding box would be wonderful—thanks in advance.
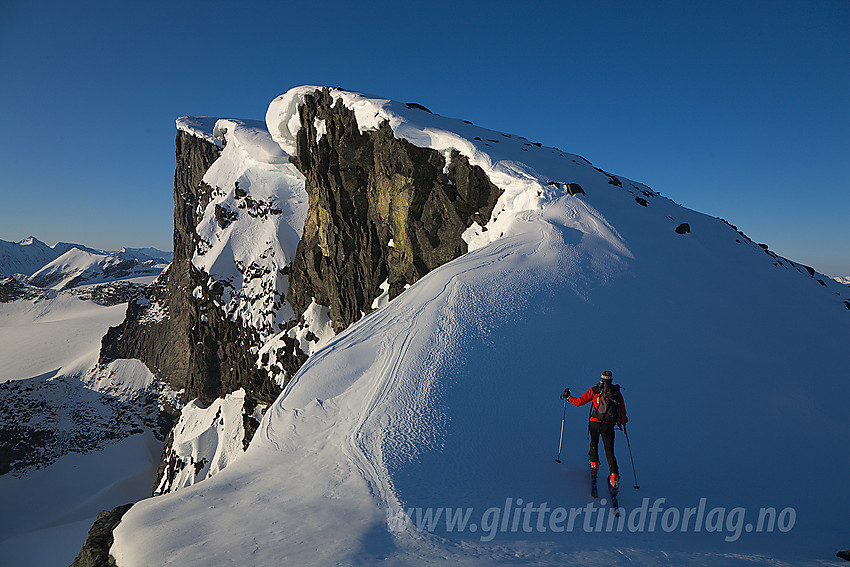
[0,237,97,278]
[71,86,850,565]
[0,236,171,280]
[26,248,165,291]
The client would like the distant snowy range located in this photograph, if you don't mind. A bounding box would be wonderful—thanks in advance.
[1,87,849,567]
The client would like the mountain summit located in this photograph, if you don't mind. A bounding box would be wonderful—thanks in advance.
[72,86,850,565]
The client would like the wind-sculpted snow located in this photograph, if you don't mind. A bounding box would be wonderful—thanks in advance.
[191,118,308,339]
[111,87,850,566]
[267,86,654,254]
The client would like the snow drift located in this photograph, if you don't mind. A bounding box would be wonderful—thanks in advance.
[110,87,849,566]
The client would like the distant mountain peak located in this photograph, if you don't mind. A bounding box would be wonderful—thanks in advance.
[0,237,170,279]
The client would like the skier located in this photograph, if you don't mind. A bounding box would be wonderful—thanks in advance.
[561,370,628,504]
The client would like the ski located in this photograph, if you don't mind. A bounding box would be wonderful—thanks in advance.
[590,461,599,498]
[609,473,620,515]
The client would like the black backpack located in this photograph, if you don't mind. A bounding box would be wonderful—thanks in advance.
[590,382,622,424]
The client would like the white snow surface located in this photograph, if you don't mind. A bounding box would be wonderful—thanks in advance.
[154,389,255,494]
[111,87,850,566]
[0,293,127,382]
[289,299,335,356]
[84,358,182,413]
[0,292,175,565]
[0,431,162,566]
[26,247,165,290]
[190,117,307,338]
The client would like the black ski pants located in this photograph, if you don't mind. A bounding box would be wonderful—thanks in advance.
[589,421,619,475]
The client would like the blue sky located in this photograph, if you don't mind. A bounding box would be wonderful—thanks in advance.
[1,0,848,275]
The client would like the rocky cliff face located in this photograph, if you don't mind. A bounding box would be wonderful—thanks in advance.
[287,89,502,331]
[72,89,507,564]
[70,504,133,567]
[99,130,281,495]
[96,88,502,501]
[100,132,217,405]
[101,132,280,407]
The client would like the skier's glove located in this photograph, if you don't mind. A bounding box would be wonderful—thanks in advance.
[560,388,570,400]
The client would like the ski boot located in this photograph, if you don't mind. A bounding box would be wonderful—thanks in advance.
[590,461,599,498]
[609,472,620,515]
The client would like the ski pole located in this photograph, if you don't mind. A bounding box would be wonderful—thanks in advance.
[623,424,640,489]
[555,397,566,463]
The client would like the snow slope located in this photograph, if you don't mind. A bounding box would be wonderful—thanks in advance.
[26,247,166,290]
[112,87,850,566]
[189,117,308,339]
[152,389,264,495]
[177,115,308,341]
[136,117,311,496]
[0,293,126,383]
[0,431,162,566]
[0,289,178,564]
[0,237,83,277]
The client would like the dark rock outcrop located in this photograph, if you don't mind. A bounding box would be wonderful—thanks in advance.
[99,131,282,493]
[0,276,48,302]
[70,280,146,307]
[100,132,218,402]
[97,88,505,498]
[70,503,133,567]
[287,88,503,332]
[100,132,278,408]
[565,183,584,196]
[675,223,691,234]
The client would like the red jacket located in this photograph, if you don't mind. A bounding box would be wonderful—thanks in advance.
[569,385,628,424]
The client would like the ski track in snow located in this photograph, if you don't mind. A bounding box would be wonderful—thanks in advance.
[344,238,526,513]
